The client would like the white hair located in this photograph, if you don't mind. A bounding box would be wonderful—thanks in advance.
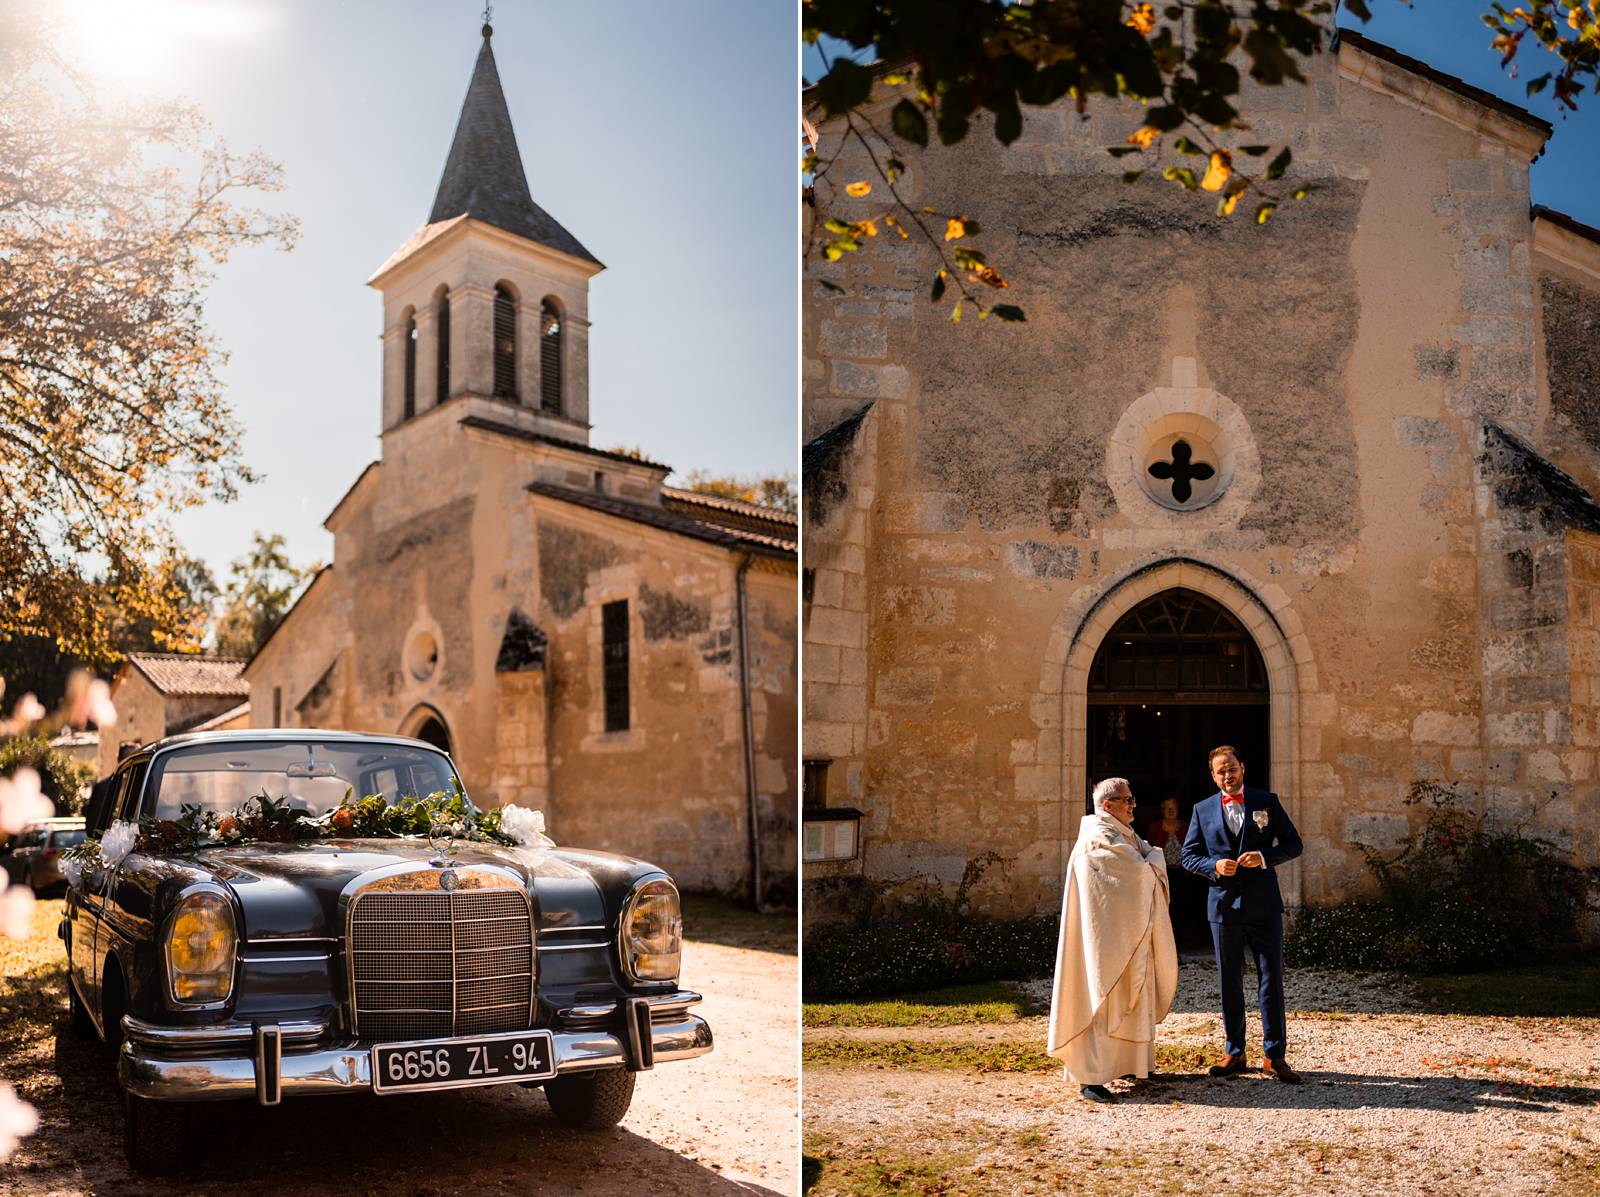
[1091,777,1130,815]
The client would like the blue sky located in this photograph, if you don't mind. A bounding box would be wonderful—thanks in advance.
[803,1,1600,227]
[59,0,798,583]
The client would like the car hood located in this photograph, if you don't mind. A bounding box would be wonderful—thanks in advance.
[191,838,649,940]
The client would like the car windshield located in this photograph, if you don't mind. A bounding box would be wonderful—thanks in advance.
[144,740,462,822]
[50,830,86,848]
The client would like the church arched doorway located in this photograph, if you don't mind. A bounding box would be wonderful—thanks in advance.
[401,705,453,756]
[1086,587,1270,945]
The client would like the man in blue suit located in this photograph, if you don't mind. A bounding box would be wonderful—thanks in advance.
[1180,744,1304,1083]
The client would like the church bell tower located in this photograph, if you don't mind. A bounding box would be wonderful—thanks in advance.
[367,22,603,443]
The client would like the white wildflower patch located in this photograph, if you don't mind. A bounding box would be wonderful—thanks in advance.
[499,805,554,848]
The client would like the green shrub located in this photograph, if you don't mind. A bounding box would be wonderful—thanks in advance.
[0,736,95,816]
[1286,780,1599,973]
[802,851,1060,999]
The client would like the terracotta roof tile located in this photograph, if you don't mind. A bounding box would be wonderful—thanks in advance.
[526,482,796,557]
[126,654,250,698]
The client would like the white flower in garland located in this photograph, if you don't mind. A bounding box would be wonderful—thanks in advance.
[499,805,554,848]
[60,855,85,890]
[100,820,139,867]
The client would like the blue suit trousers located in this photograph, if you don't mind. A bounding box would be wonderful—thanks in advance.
[1210,917,1287,1060]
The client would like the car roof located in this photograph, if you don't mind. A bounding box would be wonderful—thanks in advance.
[124,728,451,767]
[25,818,85,830]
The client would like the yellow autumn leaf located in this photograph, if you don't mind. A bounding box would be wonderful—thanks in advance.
[1126,2,1156,36]
[1569,3,1585,28]
[1220,191,1242,216]
[1200,150,1232,192]
[1127,126,1159,149]
[945,218,967,241]
[845,181,872,197]
[859,219,878,237]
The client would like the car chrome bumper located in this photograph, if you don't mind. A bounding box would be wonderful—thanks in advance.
[120,1012,713,1104]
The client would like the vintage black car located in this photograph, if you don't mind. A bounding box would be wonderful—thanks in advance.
[62,730,711,1173]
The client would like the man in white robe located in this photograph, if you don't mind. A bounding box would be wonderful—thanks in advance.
[1046,776,1179,1103]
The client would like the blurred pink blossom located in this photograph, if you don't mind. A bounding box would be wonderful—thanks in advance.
[63,671,116,730]
[0,1081,38,1161]
[11,694,44,726]
[0,768,52,835]
[0,887,35,939]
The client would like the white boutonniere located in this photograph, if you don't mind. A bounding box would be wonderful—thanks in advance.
[1252,810,1270,832]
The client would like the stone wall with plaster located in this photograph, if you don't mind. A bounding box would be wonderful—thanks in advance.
[803,39,1598,918]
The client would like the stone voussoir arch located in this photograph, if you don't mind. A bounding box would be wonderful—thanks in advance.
[1033,555,1317,909]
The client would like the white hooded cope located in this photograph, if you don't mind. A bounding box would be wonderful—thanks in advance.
[1046,812,1179,1084]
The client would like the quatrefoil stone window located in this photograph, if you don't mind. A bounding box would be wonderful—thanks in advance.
[1140,427,1225,511]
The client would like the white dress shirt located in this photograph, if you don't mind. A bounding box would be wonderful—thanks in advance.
[1222,795,1245,838]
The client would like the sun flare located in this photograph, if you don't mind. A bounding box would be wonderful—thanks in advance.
[60,0,279,91]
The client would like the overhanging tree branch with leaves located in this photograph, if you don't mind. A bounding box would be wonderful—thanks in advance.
[0,5,298,663]
[803,0,1599,322]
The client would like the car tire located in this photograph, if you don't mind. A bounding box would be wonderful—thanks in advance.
[543,1068,636,1129]
[123,1091,188,1174]
[67,977,96,1041]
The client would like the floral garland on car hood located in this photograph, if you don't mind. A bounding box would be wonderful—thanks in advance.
[61,785,553,888]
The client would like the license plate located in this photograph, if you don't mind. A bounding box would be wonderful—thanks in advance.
[371,1029,556,1094]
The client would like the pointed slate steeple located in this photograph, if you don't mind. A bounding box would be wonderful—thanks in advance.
[429,25,599,264]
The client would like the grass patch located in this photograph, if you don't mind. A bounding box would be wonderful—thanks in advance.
[803,981,1041,1028]
[803,1038,1215,1074]
[1413,954,1600,1017]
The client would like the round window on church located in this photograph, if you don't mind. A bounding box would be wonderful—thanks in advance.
[1137,417,1232,512]
[406,630,439,682]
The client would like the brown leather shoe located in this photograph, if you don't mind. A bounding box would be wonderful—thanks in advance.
[1207,1054,1248,1078]
[1263,1057,1301,1084]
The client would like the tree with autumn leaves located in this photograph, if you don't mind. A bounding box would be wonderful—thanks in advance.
[0,3,296,666]
[804,0,1600,321]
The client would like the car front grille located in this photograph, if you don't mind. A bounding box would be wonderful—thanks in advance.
[347,871,535,1041]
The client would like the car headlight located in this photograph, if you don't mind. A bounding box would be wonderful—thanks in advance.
[619,878,681,984]
[165,889,237,1004]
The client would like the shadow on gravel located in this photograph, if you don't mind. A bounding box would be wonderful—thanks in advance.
[1117,1071,1600,1114]
[682,894,796,956]
[4,962,784,1197]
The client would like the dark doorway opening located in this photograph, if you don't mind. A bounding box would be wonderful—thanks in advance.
[1085,587,1270,948]
[412,714,452,756]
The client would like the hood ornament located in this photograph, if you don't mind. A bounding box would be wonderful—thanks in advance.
[428,816,463,868]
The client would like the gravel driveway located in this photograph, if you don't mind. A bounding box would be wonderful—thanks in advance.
[804,961,1600,1196]
[1,897,797,1196]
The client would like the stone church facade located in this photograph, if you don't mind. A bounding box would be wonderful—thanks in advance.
[246,29,797,907]
[802,31,1600,923]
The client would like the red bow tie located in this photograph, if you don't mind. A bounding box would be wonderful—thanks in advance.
[1222,795,1243,806]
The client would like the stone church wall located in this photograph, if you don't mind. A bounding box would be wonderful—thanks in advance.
[804,43,1592,918]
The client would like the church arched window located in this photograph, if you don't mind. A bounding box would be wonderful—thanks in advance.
[540,298,562,414]
[402,308,417,419]
[493,283,517,400]
[435,288,451,404]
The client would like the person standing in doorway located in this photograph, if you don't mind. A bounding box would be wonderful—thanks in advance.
[1180,745,1304,1082]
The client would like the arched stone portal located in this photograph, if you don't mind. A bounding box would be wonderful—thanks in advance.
[1035,558,1317,911]
[401,705,453,756]
[1086,587,1272,943]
